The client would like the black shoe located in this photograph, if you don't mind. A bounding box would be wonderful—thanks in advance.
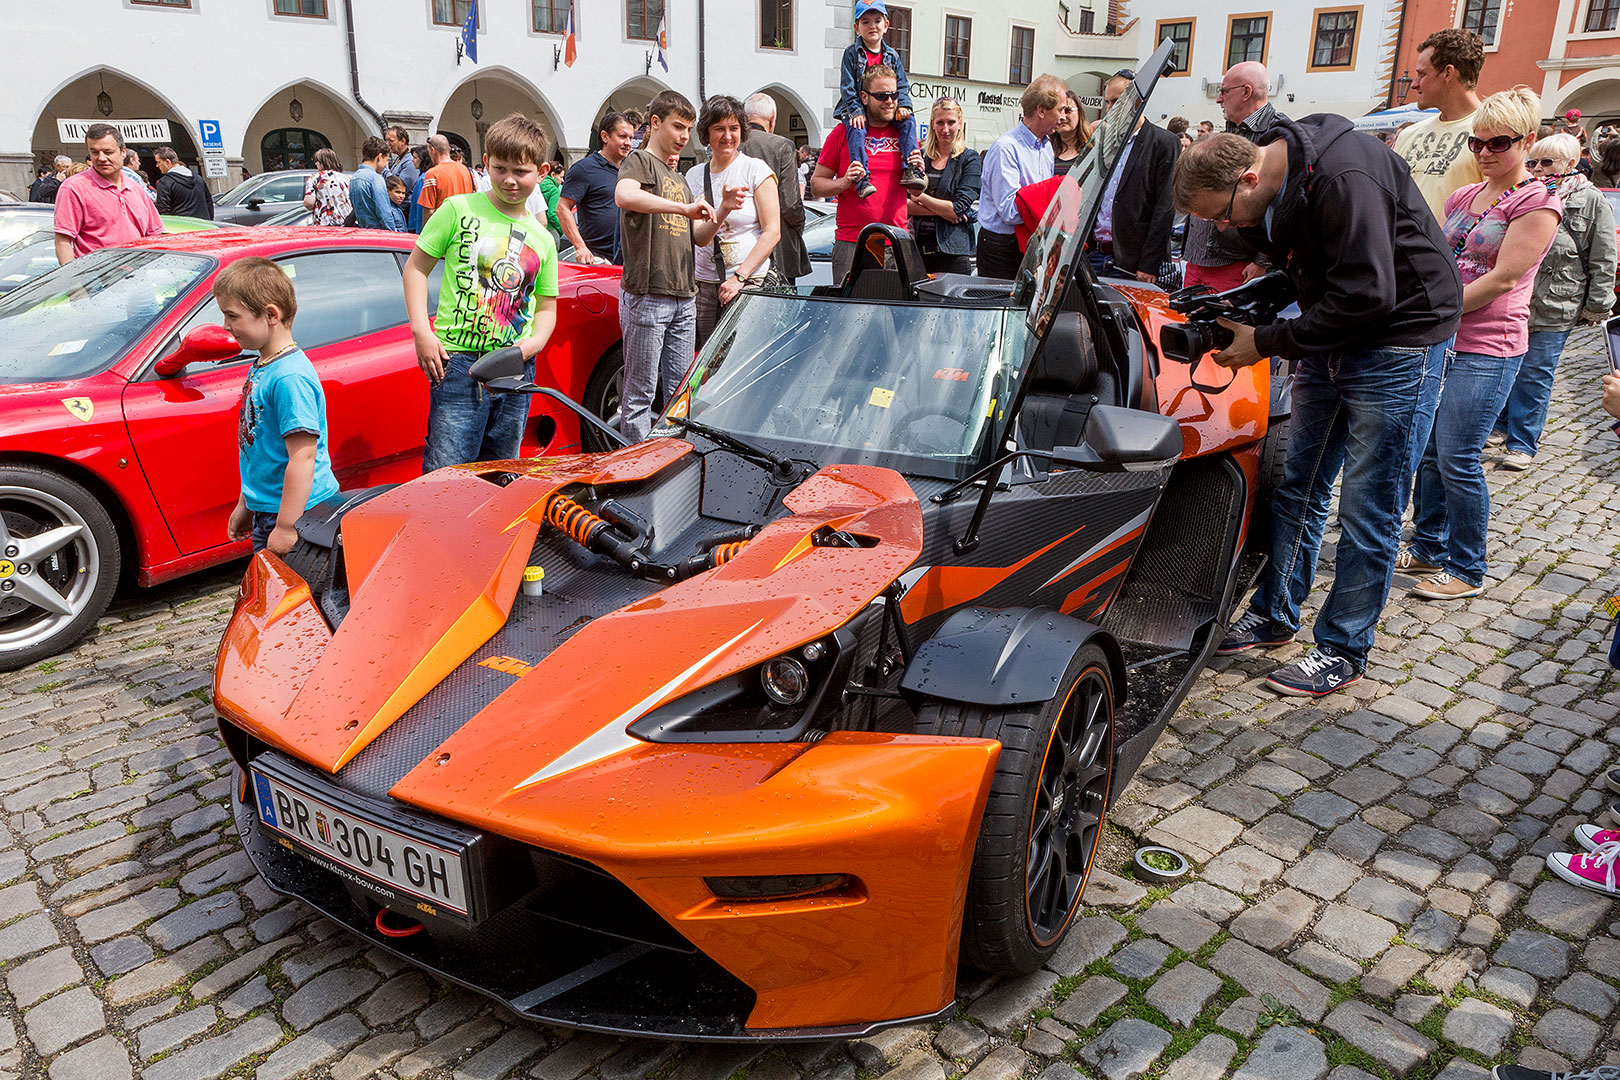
[1215,610,1296,655]
[856,179,878,199]
[1606,766,1620,796]
[1265,650,1362,697]
[901,164,927,191]
[1492,1066,1619,1080]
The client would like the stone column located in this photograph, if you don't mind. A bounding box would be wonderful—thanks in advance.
[0,152,37,202]
[381,111,435,144]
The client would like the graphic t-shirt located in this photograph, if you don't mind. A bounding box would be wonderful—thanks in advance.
[819,122,907,243]
[1395,112,1485,222]
[237,348,340,514]
[416,193,560,353]
[1442,180,1561,357]
[418,162,477,212]
[685,154,776,283]
[618,149,697,298]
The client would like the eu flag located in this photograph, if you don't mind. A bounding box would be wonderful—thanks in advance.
[460,0,478,64]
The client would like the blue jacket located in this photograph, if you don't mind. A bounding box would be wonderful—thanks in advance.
[350,165,401,231]
[837,41,914,121]
[914,148,982,256]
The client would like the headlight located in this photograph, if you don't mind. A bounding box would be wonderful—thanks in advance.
[761,657,810,705]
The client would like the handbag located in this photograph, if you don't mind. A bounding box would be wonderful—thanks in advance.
[703,164,788,291]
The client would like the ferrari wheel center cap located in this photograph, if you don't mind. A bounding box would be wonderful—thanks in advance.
[0,560,13,579]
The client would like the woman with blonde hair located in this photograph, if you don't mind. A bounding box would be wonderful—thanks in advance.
[1493,131,1616,469]
[906,96,981,275]
[1404,87,1561,601]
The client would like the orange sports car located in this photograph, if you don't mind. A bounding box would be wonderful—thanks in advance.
[212,43,1290,1040]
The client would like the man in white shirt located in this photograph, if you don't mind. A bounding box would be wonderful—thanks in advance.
[1392,28,1485,221]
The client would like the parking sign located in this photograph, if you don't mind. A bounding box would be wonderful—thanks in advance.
[198,120,227,180]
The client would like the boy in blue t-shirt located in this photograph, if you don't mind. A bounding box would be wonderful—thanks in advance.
[221,256,340,556]
[837,0,926,198]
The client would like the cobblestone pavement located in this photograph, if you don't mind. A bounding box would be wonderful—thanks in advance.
[2,331,1619,1080]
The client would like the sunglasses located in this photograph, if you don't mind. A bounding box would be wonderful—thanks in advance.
[866,90,899,102]
[1529,158,1567,169]
[1467,133,1524,154]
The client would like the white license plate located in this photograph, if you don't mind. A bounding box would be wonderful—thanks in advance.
[252,770,470,915]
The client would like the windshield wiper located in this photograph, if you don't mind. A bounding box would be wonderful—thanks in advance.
[664,416,807,482]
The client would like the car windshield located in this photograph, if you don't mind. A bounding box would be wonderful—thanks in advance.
[662,292,1028,479]
[0,210,54,251]
[0,248,213,384]
[0,235,58,296]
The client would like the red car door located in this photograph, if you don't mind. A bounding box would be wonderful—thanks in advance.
[121,248,429,558]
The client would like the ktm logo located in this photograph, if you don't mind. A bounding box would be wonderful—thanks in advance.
[479,655,534,678]
[933,368,971,382]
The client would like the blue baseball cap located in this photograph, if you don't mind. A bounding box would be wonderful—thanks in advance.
[854,1,888,19]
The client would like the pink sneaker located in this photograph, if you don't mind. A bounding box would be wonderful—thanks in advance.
[1547,840,1620,896]
[1574,824,1620,851]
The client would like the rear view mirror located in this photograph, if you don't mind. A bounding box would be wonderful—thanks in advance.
[153,324,241,377]
[469,346,526,384]
[1052,406,1182,472]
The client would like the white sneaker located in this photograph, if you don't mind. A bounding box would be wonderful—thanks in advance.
[1500,451,1534,471]
[1485,430,1507,448]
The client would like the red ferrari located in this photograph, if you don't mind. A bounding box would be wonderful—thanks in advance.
[0,228,625,670]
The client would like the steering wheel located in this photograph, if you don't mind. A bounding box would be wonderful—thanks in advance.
[892,405,974,456]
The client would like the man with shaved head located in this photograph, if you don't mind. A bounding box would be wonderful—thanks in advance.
[1182,60,1282,292]
[417,133,476,227]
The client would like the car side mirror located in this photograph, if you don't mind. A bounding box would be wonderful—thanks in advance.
[1051,405,1183,472]
[469,346,526,384]
[246,197,265,209]
[153,324,241,377]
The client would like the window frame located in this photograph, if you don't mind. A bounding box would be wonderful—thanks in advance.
[626,0,663,40]
[944,13,973,80]
[430,0,475,27]
[1224,11,1271,70]
[1078,7,1094,34]
[760,0,793,50]
[1585,0,1620,33]
[128,0,194,8]
[885,7,913,73]
[1457,0,1501,47]
[1155,18,1195,77]
[258,128,332,174]
[531,0,567,34]
[1307,5,1362,72]
[1008,24,1035,86]
[272,0,328,16]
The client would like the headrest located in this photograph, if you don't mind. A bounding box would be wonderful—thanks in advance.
[1028,311,1097,392]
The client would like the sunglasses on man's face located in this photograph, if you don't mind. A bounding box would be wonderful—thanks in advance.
[1466,133,1524,154]
[866,91,899,102]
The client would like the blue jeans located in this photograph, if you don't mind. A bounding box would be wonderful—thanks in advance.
[847,114,919,173]
[1497,329,1571,456]
[619,291,697,442]
[1250,340,1449,667]
[423,352,533,473]
[1410,349,1523,586]
[250,511,279,554]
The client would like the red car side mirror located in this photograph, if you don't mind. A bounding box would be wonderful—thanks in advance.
[153,324,241,377]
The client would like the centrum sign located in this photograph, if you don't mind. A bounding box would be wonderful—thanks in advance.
[910,76,1105,149]
[56,119,172,143]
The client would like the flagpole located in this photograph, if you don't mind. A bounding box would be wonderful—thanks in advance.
[697,0,706,104]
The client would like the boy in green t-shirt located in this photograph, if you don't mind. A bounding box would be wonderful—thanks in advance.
[404,113,560,472]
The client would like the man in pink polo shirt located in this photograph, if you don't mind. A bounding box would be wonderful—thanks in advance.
[53,124,162,263]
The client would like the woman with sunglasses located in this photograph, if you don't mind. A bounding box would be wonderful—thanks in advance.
[906,97,981,276]
[1492,132,1616,470]
[1403,88,1561,601]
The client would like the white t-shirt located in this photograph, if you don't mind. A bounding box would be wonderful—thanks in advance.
[686,154,777,283]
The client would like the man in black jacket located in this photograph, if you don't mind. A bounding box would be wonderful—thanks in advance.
[1174,116,1461,697]
[1089,73,1179,281]
[740,93,811,284]
[153,147,213,219]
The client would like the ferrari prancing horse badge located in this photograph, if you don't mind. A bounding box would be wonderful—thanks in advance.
[61,398,93,423]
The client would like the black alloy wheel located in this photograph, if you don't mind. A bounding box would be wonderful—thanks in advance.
[917,643,1115,974]
[581,345,625,452]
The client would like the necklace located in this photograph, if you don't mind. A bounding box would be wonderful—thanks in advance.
[1451,177,1537,258]
[254,342,299,367]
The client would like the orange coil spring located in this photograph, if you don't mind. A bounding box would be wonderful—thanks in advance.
[547,495,606,547]
[711,541,747,566]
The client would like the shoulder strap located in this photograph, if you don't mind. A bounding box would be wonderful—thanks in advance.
[703,164,725,275]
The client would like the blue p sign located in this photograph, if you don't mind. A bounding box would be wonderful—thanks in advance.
[198,120,223,150]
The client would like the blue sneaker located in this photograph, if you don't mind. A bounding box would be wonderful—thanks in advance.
[1215,610,1296,655]
[1265,650,1362,697]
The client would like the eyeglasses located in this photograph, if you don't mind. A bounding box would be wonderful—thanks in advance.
[866,91,899,102]
[1466,133,1525,154]
[1213,175,1243,225]
[1115,68,1136,80]
[933,95,958,108]
[1216,84,1247,98]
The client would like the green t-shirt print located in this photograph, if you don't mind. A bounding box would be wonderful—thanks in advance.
[416,192,560,353]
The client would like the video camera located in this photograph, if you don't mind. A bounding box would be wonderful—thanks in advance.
[1158,272,1296,364]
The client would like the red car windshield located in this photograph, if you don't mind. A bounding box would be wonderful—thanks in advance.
[0,248,213,384]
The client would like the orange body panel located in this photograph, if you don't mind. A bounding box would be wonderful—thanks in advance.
[214,553,333,749]
[1111,284,1269,458]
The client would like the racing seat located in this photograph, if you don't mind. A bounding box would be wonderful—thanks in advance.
[1019,311,1104,453]
[845,223,929,300]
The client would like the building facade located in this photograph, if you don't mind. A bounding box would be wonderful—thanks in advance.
[1389,0,1620,125]
[1123,0,1404,127]
[1,1,1150,198]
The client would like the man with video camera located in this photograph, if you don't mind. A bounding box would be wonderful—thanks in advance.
[1172,119,1462,697]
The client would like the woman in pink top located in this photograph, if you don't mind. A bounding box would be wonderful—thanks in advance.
[1403,88,1560,600]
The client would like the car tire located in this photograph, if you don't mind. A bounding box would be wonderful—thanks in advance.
[1258,404,1290,500]
[916,644,1115,975]
[276,538,331,601]
[581,345,624,452]
[0,466,121,672]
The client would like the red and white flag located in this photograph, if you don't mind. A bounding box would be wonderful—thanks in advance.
[564,2,577,68]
